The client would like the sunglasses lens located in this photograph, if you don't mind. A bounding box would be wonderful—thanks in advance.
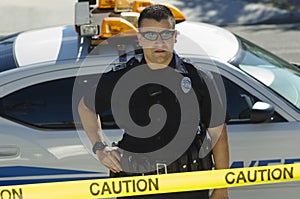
[143,32,158,41]
[141,30,175,41]
[160,30,175,40]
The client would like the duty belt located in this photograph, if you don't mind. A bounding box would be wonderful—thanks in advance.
[111,134,213,178]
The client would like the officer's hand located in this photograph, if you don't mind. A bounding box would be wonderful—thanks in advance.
[96,146,122,173]
[210,188,229,199]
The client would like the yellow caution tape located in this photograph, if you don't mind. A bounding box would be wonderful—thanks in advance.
[1,163,300,199]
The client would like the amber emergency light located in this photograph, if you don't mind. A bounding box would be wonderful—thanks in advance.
[100,17,138,38]
[160,3,186,22]
[114,0,134,12]
[98,0,116,9]
[132,0,154,13]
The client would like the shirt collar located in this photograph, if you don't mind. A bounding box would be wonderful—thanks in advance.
[136,52,188,74]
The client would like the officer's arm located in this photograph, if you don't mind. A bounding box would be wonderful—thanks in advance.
[208,123,229,169]
[78,97,122,173]
[78,97,104,144]
[208,123,229,199]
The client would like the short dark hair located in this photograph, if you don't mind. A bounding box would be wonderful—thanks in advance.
[138,4,176,28]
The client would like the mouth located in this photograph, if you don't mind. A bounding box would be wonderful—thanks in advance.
[154,49,166,53]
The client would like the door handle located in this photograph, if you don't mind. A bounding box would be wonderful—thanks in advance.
[0,146,19,157]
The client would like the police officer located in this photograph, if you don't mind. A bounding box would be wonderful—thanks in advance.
[78,4,229,199]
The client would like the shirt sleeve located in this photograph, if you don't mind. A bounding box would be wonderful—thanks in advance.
[201,71,227,128]
[83,73,115,114]
[188,66,227,129]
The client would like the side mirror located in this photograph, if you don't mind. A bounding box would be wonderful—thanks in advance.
[250,102,274,123]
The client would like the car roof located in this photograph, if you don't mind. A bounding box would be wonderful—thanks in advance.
[13,25,85,68]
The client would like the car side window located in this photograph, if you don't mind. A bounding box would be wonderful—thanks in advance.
[0,75,118,130]
[222,77,286,124]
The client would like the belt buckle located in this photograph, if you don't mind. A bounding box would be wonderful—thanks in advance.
[156,162,167,175]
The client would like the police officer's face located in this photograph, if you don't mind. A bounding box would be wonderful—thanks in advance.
[138,18,177,69]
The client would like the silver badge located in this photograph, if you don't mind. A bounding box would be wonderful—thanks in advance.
[181,77,192,94]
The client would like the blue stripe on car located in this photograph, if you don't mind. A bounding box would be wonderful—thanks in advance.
[0,166,107,186]
[57,26,90,62]
[0,166,102,177]
[0,176,108,186]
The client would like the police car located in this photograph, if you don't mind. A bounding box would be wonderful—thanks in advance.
[0,0,299,198]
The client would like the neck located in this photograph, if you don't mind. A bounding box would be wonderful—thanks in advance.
[144,55,173,70]
[147,62,168,70]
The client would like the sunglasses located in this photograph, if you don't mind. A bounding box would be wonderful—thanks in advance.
[140,30,176,41]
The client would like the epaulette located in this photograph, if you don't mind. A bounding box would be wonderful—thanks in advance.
[181,57,193,65]
[174,55,189,74]
[112,63,127,71]
[126,56,140,67]
[112,56,139,72]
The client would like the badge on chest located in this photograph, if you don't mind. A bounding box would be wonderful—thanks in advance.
[181,76,192,94]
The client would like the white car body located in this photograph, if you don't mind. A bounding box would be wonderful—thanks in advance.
[0,21,300,199]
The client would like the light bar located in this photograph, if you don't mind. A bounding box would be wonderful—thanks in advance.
[115,0,134,12]
[132,0,154,13]
[101,17,138,38]
[98,0,116,9]
[160,3,186,22]
[80,24,99,36]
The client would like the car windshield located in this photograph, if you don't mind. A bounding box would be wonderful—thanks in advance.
[231,36,300,110]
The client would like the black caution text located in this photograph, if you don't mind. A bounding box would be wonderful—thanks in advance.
[0,188,22,199]
[225,167,294,184]
[90,177,159,196]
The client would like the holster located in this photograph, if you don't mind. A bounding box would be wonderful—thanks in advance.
[195,132,213,171]
[120,152,155,175]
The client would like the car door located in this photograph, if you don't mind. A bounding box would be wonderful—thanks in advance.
[202,62,300,198]
[0,63,123,186]
[216,69,300,166]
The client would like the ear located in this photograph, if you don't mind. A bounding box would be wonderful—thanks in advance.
[137,33,144,46]
[174,30,178,43]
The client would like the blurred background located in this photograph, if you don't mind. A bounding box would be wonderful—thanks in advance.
[0,0,299,62]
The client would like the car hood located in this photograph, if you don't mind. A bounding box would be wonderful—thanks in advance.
[175,21,239,62]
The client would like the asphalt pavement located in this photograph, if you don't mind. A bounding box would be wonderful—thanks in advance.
[226,23,300,63]
[157,0,300,63]
[157,0,300,25]
[1,0,300,35]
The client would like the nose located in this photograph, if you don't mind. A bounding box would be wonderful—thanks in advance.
[154,35,165,45]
